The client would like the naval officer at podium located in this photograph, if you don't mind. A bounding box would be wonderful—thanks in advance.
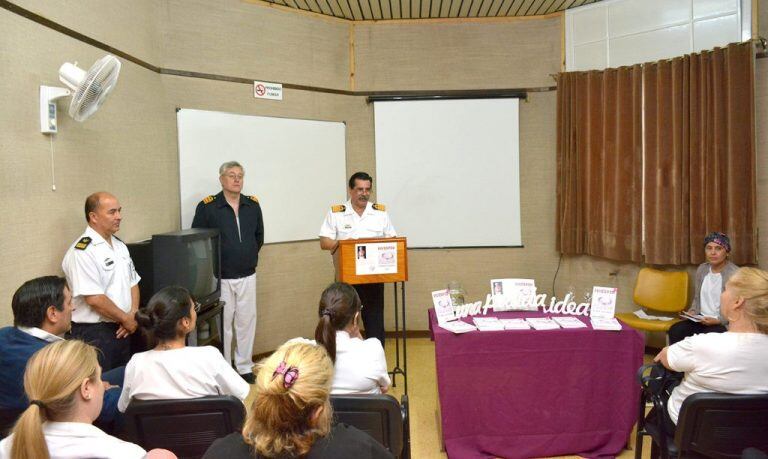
[319,172,396,345]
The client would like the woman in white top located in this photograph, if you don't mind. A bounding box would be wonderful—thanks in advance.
[118,286,250,412]
[314,282,391,394]
[655,267,768,426]
[668,232,739,345]
[0,340,173,459]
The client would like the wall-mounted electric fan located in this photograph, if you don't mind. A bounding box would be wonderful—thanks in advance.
[39,54,121,134]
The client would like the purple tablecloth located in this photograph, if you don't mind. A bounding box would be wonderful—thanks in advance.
[429,310,644,459]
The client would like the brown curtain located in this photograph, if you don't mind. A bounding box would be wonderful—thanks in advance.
[557,65,643,262]
[644,42,756,265]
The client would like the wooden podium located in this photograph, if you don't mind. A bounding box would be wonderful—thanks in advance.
[335,237,409,392]
[334,237,408,284]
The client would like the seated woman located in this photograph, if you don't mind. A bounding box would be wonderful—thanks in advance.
[0,340,173,458]
[117,286,250,412]
[655,267,768,428]
[314,282,390,394]
[668,232,739,345]
[203,340,393,459]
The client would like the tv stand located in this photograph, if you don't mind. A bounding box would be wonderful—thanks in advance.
[191,300,225,354]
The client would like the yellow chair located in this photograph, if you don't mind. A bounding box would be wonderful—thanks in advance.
[615,268,689,333]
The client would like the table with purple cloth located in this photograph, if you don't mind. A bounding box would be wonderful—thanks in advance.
[428,309,644,459]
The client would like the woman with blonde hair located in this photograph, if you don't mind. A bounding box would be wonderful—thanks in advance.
[655,267,768,428]
[203,340,393,458]
[0,340,174,458]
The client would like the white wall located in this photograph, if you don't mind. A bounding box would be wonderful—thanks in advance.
[566,0,751,71]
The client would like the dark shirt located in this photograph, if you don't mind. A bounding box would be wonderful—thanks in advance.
[0,327,45,409]
[203,423,394,459]
[0,327,124,425]
[192,191,264,279]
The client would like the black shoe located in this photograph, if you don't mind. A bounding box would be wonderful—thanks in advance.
[240,372,255,384]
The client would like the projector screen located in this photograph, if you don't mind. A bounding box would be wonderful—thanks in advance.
[373,98,521,248]
[177,109,347,243]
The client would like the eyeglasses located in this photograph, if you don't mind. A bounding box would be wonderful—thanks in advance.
[224,174,244,181]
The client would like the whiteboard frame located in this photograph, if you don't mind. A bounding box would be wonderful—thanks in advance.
[176,108,347,244]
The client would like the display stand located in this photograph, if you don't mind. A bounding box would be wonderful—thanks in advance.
[192,300,225,353]
[335,237,409,393]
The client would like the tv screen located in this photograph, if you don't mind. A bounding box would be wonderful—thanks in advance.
[183,237,218,300]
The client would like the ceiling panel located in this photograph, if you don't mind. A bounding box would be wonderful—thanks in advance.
[254,0,601,20]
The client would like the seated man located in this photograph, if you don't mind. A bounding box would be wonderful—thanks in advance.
[0,276,123,430]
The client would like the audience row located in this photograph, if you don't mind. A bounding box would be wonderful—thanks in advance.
[0,277,392,458]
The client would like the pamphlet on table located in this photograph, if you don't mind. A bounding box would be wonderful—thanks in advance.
[590,286,617,320]
[590,317,623,331]
[432,289,456,325]
[500,318,531,330]
[526,317,560,330]
[473,316,505,331]
[438,320,477,334]
[553,316,588,329]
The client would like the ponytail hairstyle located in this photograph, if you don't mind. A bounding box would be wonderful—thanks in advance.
[135,286,195,343]
[313,282,361,363]
[10,340,100,459]
[244,341,333,457]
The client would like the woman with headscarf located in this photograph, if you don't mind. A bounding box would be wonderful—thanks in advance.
[668,232,739,345]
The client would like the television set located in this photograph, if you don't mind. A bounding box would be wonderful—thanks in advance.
[127,228,221,310]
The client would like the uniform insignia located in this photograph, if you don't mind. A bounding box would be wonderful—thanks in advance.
[75,237,91,250]
[202,195,216,204]
[331,204,346,213]
[248,195,259,203]
[372,203,386,211]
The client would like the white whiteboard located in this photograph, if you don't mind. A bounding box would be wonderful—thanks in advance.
[373,98,521,248]
[177,109,347,243]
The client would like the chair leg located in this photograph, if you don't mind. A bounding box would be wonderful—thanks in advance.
[651,439,659,459]
[634,428,645,459]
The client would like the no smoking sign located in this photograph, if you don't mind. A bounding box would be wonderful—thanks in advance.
[253,81,283,100]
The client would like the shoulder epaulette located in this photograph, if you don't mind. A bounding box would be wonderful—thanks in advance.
[372,203,386,211]
[247,195,259,203]
[75,237,92,250]
[331,204,346,213]
[202,195,216,204]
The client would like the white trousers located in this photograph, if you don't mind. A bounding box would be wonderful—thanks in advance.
[220,273,257,374]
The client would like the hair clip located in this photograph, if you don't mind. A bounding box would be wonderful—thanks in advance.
[273,361,299,389]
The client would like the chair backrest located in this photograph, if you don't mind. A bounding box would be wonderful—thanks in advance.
[675,392,768,459]
[121,395,245,459]
[330,394,405,458]
[633,267,689,313]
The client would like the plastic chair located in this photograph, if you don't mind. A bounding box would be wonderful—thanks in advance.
[120,395,245,459]
[636,364,768,459]
[616,268,689,333]
[330,393,410,459]
[675,392,768,458]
